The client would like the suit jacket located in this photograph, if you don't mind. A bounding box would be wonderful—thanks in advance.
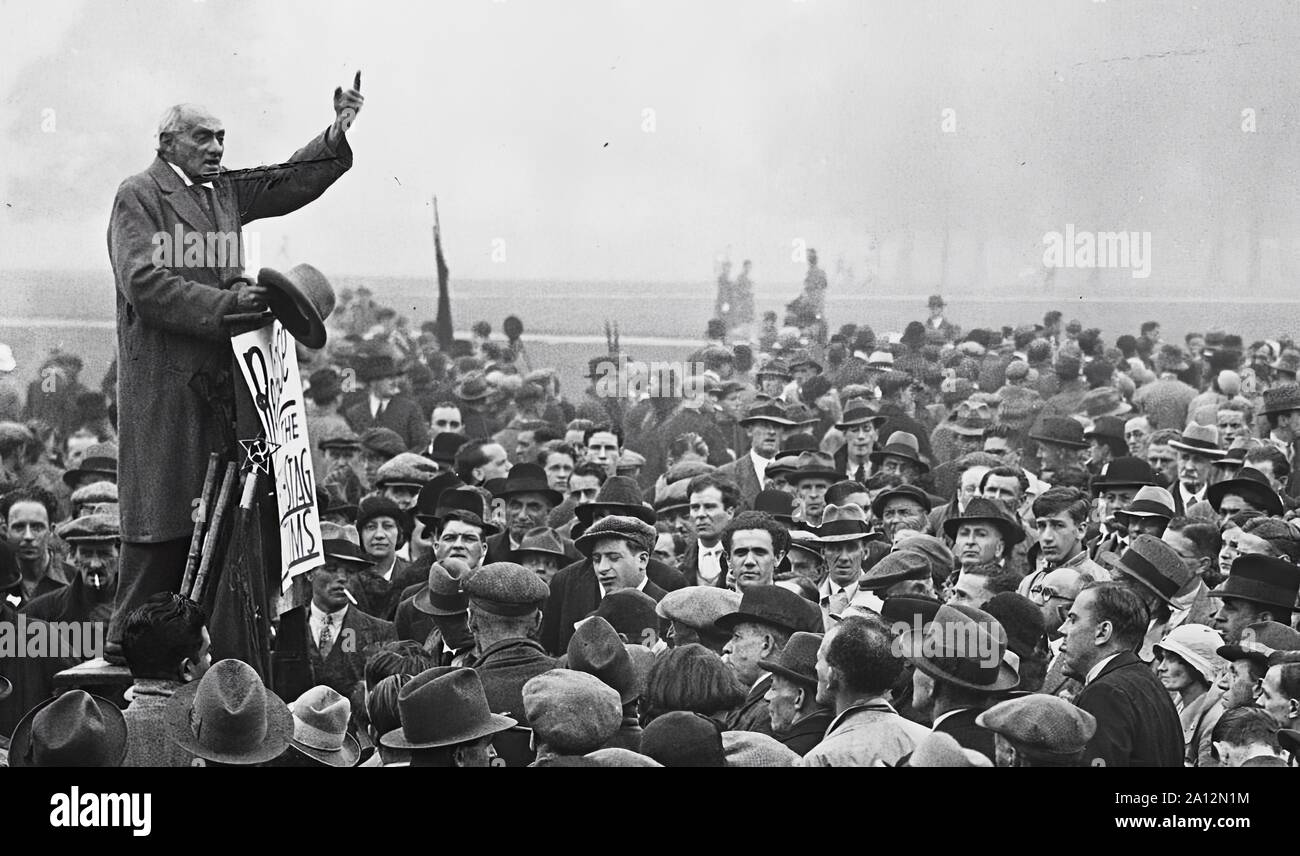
[775,707,834,756]
[306,605,397,699]
[1074,651,1184,767]
[834,446,873,482]
[539,560,672,655]
[715,454,763,509]
[679,540,730,588]
[344,395,429,453]
[485,531,582,566]
[109,128,352,542]
[726,675,775,736]
[932,707,996,761]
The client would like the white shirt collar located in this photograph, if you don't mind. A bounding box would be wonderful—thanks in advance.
[699,541,723,556]
[1085,652,1121,685]
[931,708,971,730]
[167,161,214,190]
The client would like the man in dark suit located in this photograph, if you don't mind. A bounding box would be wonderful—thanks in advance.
[344,354,429,453]
[1059,582,1183,766]
[305,542,398,701]
[760,630,832,755]
[483,464,581,564]
[540,516,673,655]
[679,473,739,588]
[106,86,360,654]
[715,401,794,509]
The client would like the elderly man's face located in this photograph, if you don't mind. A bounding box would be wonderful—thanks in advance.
[505,492,553,540]
[797,477,832,522]
[1030,567,1085,636]
[823,539,866,589]
[954,523,1004,569]
[1217,659,1263,710]
[1124,418,1152,455]
[1058,588,1106,680]
[879,456,920,484]
[982,475,1022,508]
[1212,596,1262,647]
[879,498,927,541]
[764,674,807,733]
[163,108,225,181]
[747,421,783,458]
[479,444,512,482]
[1178,451,1213,493]
[723,621,773,687]
[71,542,119,592]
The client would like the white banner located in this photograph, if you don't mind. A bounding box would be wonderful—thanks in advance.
[231,320,324,593]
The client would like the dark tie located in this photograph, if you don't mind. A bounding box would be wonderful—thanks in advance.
[854,464,866,484]
[375,400,386,422]
[192,184,216,223]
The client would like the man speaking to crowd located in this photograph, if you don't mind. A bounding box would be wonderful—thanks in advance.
[105,78,363,658]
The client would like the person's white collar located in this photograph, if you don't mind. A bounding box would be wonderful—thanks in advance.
[931,708,971,730]
[310,601,347,624]
[167,161,214,190]
[1085,652,1121,685]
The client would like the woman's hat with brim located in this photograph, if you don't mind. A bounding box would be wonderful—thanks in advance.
[10,690,128,767]
[1167,424,1227,458]
[1098,534,1192,608]
[259,264,335,350]
[1151,624,1227,686]
[869,431,930,474]
[941,497,1025,547]
[165,659,294,765]
[902,603,1020,693]
[288,685,362,768]
[382,666,517,750]
[1206,467,1284,517]
[575,475,656,526]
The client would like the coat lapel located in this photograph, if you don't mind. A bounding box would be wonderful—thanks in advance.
[149,157,217,234]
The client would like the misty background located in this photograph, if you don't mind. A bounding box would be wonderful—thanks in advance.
[2,0,1299,297]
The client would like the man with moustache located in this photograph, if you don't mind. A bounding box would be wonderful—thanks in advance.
[485,464,577,564]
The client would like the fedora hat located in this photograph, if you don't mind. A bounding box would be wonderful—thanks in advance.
[1261,382,1300,416]
[816,502,875,543]
[434,488,500,536]
[413,472,466,525]
[427,432,468,466]
[942,497,1025,547]
[382,667,517,750]
[564,617,641,703]
[1079,387,1132,419]
[259,264,335,350]
[1168,424,1227,458]
[1208,554,1300,611]
[1029,416,1088,449]
[575,475,656,525]
[870,431,930,474]
[903,603,1020,693]
[1215,621,1300,667]
[515,526,568,560]
[714,584,823,636]
[288,685,362,767]
[1206,467,1284,516]
[870,483,933,519]
[323,537,371,567]
[10,690,128,767]
[1084,415,1128,443]
[165,659,293,765]
[757,631,823,688]
[1090,456,1158,493]
[1099,534,1193,608]
[835,397,887,429]
[453,370,492,402]
[753,489,794,524]
[490,463,563,507]
[62,442,117,487]
[413,561,469,617]
[739,400,796,427]
[1113,485,1176,522]
[786,450,840,485]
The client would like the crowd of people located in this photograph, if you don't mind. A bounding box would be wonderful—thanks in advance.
[4,289,1300,769]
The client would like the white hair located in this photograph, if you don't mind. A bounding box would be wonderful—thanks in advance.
[155,103,209,154]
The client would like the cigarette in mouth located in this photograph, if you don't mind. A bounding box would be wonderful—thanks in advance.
[344,589,358,606]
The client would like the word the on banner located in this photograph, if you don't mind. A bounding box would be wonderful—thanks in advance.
[231,320,324,593]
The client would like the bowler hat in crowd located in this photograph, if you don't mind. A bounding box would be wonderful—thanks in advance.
[757,631,823,688]
[753,489,794,524]
[1090,457,1157,493]
[1206,467,1284,516]
[590,589,661,644]
[870,431,930,474]
[10,690,128,767]
[975,695,1097,762]
[835,397,887,430]
[165,659,293,765]
[1099,534,1193,608]
[575,476,657,525]
[1029,416,1088,450]
[1208,554,1300,611]
[564,617,642,703]
[714,584,823,637]
[427,432,468,466]
[382,667,516,750]
[259,263,335,350]
[431,487,499,536]
[287,685,361,767]
[412,472,467,525]
[942,497,1026,547]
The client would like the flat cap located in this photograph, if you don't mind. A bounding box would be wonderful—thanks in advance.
[56,513,120,544]
[461,561,550,616]
[359,427,406,457]
[859,549,931,591]
[522,669,622,754]
[0,421,34,448]
[374,453,441,488]
[70,480,118,507]
[656,586,742,631]
[318,431,361,451]
[894,534,954,580]
[575,514,657,557]
[585,748,662,767]
[975,694,1097,760]
[721,730,802,767]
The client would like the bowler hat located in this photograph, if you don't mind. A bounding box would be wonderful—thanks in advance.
[835,397,887,429]
[859,549,931,591]
[490,463,563,507]
[565,617,641,703]
[1084,415,1128,444]
[1168,424,1227,458]
[10,690,128,767]
[714,584,823,636]
[259,263,335,350]
[62,442,117,487]
[757,630,823,688]
[576,514,657,557]
[461,561,550,616]
[288,685,362,767]
[753,489,795,524]
[426,432,468,467]
[903,603,1020,693]
[975,694,1097,761]
[787,450,841,484]
[165,659,294,765]
[1114,485,1176,522]
[739,400,796,427]
[1206,467,1285,516]
[1090,456,1157,493]
[575,475,656,525]
[308,368,342,402]
[1208,554,1300,611]
[1216,621,1300,667]
[1029,416,1088,450]
[817,502,874,543]
[870,484,933,519]
[870,431,930,474]
[1099,534,1193,607]
[640,711,726,767]
[382,666,516,750]
[942,497,1026,547]
[656,585,742,631]
[413,561,469,617]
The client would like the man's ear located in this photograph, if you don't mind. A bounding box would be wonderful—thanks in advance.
[1095,619,1115,647]
[775,550,788,566]
[1194,555,1212,577]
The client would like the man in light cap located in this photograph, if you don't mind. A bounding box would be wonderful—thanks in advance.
[26,513,120,636]
[655,586,741,654]
[373,452,441,512]
[975,694,1098,767]
[464,561,555,765]
[523,668,622,766]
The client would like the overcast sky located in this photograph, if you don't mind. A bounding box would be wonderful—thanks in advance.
[3,0,1299,288]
